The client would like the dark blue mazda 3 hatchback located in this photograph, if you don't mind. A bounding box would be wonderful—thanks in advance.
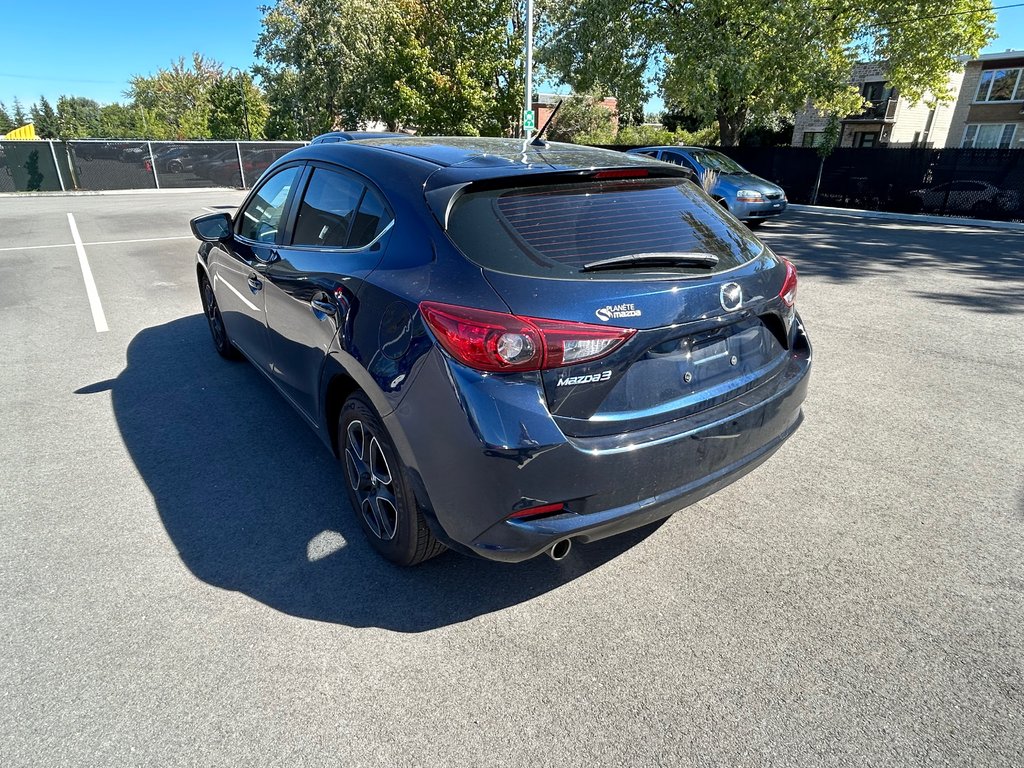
[190,137,811,565]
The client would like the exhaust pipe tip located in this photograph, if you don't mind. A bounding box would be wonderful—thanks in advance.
[548,538,572,561]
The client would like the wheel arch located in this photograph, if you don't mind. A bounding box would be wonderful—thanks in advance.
[319,351,399,458]
[323,369,360,458]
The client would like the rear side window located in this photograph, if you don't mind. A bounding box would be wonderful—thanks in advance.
[446,178,763,279]
[293,168,364,247]
[292,167,393,249]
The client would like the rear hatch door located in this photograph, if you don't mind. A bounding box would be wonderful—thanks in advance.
[444,175,796,436]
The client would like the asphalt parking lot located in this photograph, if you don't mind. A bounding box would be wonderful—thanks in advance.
[1,191,1022,767]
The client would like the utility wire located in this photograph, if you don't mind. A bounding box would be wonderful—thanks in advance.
[864,2,1021,28]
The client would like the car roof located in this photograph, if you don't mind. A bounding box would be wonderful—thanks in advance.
[333,136,662,172]
[267,137,690,216]
[310,131,409,143]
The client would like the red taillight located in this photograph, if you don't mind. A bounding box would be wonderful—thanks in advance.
[593,168,649,179]
[419,301,635,373]
[779,259,798,308]
[508,502,565,520]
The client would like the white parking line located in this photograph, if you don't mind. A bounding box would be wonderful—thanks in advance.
[67,213,109,333]
[0,234,192,254]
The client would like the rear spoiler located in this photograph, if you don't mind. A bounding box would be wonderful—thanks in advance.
[423,165,697,229]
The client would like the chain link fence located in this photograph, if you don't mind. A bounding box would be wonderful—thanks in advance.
[0,140,306,193]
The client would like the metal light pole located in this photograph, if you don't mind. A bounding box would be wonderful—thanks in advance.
[523,0,534,139]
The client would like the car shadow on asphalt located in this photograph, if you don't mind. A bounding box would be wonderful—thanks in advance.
[77,315,659,632]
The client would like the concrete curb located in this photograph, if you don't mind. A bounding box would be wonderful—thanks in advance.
[0,187,244,199]
[788,204,1024,232]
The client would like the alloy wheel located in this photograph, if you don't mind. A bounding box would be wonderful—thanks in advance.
[344,419,399,540]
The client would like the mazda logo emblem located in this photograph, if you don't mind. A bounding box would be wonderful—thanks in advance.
[720,282,743,312]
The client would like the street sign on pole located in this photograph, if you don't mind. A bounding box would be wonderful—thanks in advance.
[523,109,535,131]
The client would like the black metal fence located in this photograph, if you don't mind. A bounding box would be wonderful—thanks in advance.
[0,140,306,193]
[601,145,1024,221]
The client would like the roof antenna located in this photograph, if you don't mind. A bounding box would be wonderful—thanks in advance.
[530,100,562,147]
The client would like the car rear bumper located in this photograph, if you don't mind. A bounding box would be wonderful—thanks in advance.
[387,317,811,562]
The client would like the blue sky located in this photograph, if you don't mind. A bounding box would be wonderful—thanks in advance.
[1,2,1023,114]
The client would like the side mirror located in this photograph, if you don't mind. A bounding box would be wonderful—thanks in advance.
[190,212,232,243]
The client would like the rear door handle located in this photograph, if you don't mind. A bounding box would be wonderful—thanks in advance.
[247,274,262,293]
[310,299,336,317]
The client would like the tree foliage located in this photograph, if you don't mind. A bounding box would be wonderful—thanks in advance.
[255,0,527,137]
[127,53,221,139]
[30,97,58,138]
[546,91,617,143]
[540,0,996,145]
[12,98,28,126]
[55,96,103,139]
[0,102,17,135]
[208,72,270,140]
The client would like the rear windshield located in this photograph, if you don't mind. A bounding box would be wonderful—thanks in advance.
[445,178,763,279]
[690,150,747,174]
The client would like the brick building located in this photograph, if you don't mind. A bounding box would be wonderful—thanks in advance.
[945,50,1024,148]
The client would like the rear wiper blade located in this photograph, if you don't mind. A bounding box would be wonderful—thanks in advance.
[580,252,720,272]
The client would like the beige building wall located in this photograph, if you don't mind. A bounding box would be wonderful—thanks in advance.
[791,62,964,148]
[945,55,1024,148]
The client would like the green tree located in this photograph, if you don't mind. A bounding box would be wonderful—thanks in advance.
[12,98,28,126]
[546,91,616,143]
[256,0,526,136]
[56,96,103,138]
[30,97,58,138]
[127,53,221,139]
[613,123,718,146]
[0,102,15,135]
[540,0,996,145]
[261,69,305,140]
[208,71,270,140]
[95,103,167,139]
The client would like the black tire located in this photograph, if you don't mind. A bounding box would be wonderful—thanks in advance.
[199,276,241,359]
[339,393,445,566]
[168,159,183,174]
[746,218,765,228]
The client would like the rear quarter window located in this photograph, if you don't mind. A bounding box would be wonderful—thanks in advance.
[445,178,763,279]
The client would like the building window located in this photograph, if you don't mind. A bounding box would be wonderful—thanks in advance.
[861,81,892,102]
[961,123,1018,148]
[974,68,1024,102]
[801,131,824,147]
[853,131,880,148]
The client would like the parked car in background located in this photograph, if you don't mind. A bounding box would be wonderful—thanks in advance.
[627,146,787,226]
[190,137,811,566]
[70,141,135,162]
[150,145,217,174]
[196,147,302,188]
[908,180,1020,215]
